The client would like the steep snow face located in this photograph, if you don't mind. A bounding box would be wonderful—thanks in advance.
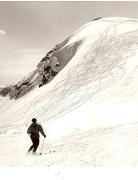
[1,17,138,134]
[35,18,138,122]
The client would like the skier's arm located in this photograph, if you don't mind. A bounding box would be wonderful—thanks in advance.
[39,125,46,137]
[27,126,31,134]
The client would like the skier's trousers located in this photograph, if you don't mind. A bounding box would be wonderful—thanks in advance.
[29,136,39,153]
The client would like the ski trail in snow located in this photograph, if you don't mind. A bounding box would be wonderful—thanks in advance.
[32,21,138,122]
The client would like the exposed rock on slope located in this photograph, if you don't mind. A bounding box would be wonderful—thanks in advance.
[0,38,81,99]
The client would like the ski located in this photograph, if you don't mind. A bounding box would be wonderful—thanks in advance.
[26,150,56,156]
[38,150,56,155]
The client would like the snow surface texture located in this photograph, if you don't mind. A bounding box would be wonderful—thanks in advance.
[1,17,138,166]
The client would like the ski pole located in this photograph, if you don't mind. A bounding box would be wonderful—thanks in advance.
[40,137,45,155]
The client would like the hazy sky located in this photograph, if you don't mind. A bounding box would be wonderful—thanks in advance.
[1,1,138,85]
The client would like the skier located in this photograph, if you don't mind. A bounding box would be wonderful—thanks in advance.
[27,118,46,154]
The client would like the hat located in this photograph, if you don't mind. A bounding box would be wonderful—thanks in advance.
[32,118,37,123]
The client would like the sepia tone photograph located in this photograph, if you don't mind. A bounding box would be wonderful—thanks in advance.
[1,1,138,178]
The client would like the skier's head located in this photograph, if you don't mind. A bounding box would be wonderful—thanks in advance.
[32,118,37,123]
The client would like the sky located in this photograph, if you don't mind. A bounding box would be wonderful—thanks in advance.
[1,1,138,85]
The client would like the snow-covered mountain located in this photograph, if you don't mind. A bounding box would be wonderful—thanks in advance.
[1,17,138,166]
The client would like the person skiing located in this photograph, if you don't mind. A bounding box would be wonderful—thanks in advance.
[27,118,46,154]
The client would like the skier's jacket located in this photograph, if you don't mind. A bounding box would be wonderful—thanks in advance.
[27,122,45,138]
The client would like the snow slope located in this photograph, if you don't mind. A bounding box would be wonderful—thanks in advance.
[1,17,138,166]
